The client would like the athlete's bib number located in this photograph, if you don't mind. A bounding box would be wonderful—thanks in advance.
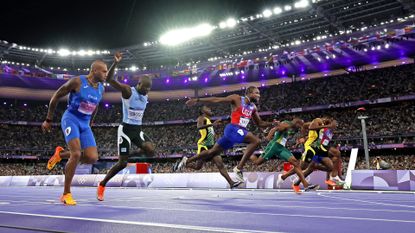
[320,130,332,146]
[278,138,287,147]
[239,117,250,128]
[128,109,144,121]
[237,129,245,136]
[78,101,97,115]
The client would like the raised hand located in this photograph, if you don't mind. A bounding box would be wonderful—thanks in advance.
[114,52,122,63]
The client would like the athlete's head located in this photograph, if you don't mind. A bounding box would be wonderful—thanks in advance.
[324,117,337,129]
[314,118,324,126]
[322,118,332,125]
[90,60,108,82]
[136,75,152,95]
[245,86,260,104]
[292,118,304,129]
[200,106,213,117]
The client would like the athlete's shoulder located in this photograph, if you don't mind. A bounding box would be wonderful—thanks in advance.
[70,76,82,83]
[65,76,82,90]
[227,94,240,100]
[197,115,204,120]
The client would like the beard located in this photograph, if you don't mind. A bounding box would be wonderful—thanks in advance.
[249,97,258,104]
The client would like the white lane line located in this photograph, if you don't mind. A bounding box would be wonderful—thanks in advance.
[11,201,414,224]
[318,193,415,209]
[3,193,415,214]
[0,210,282,233]
[1,202,415,226]
[7,200,415,215]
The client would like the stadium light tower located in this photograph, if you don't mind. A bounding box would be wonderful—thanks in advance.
[160,23,215,46]
[262,9,272,18]
[226,18,237,28]
[57,48,70,57]
[294,0,310,9]
[357,108,370,169]
[273,7,283,15]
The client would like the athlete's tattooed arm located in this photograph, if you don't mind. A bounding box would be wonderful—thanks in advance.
[42,77,80,132]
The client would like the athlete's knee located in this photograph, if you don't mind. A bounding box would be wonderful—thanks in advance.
[330,148,341,158]
[70,150,82,160]
[142,142,155,157]
[207,148,219,157]
[252,137,261,146]
[84,154,98,164]
[214,159,225,170]
[253,157,264,165]
[290,158,300,167]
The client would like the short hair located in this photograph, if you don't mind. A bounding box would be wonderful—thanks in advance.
[90,60,106,71]
[245,86,257,95]
[140,75,152,84]
[199,105,208,115]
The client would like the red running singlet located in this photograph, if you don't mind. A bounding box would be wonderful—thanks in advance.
[230,96,256,128]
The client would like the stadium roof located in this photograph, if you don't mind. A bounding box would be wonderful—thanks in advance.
[0,0,414,68]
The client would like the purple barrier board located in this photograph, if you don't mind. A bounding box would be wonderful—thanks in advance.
[352,170,415,191]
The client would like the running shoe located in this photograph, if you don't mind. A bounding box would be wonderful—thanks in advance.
[231,180,244,189]
[173,157,188,172]
[331,176,345,185]
[60,193,77,205]
[233,166,244,182]
[97,184,105,201]
[304,184,320,192]
[47,146,64,170]
[292,184,301,194]
[325,180,337,186]
[276,174,284,188]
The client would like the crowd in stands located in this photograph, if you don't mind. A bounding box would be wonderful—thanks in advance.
[0,162,64,176]
[1,101,413,159]
[1,64,414,123]
[0,63,414,175]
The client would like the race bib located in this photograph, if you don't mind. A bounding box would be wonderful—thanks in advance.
[322,139,330,146]
[320,129,333,146]
[278,138,287,147]
[239,117,250,128]
[128,109,144,121]
[78,101,97,115]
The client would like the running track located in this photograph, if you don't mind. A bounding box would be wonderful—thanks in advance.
[0,187,414,233]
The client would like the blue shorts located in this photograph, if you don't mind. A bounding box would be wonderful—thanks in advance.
[311,155,324,164]
[61,111,96,149]
[311,146,329,164]
[217,124,248,150]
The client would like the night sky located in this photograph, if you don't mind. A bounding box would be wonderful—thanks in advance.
[1,0,292,49]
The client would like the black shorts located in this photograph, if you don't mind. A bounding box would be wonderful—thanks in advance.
[301,146,329,163]
[118,123,152,156]
[292,151,303,160]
